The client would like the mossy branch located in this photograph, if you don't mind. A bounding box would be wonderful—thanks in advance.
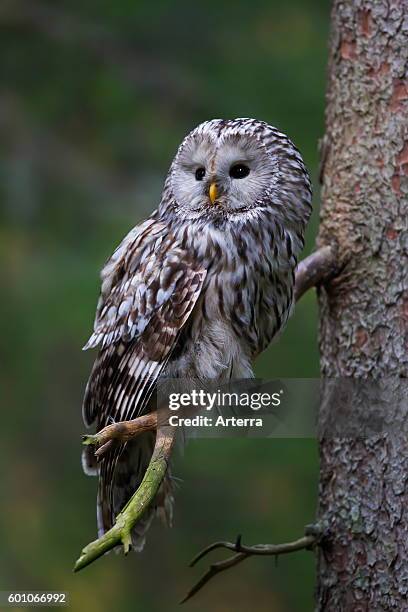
[74,424,175,572]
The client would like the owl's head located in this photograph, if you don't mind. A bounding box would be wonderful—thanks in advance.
[163,118,312,229]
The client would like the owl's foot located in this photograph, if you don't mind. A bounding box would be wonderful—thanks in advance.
[82,411,158,459]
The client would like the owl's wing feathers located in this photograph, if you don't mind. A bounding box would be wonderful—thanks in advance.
[83,218,170,352]
[82,220,206,428]
[82,222,206,539]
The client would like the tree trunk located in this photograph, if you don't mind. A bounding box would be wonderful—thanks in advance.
[316,0,408,609]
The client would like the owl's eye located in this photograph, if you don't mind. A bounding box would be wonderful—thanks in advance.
[229,164,250,179]
[195,167,206,181]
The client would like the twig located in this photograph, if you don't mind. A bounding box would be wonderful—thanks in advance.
[74,424,175,572]
[294,245,338,302]
[181,528,321,604]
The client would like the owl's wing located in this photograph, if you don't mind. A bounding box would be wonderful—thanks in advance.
[83,219,206,428]
[84,217,174,351]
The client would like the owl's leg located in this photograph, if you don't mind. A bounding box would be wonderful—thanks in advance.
[83,411,159,459]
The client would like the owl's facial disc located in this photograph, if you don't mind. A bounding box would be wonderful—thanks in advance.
[171,132,276,217]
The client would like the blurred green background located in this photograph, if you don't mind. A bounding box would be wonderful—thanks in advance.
[0,1,329,610]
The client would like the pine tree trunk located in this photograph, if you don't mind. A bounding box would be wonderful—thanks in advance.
[316,0,408,609]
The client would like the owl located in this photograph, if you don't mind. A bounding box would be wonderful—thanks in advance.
[82,118,312,550]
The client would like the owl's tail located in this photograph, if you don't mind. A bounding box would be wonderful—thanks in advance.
[82,432,174,551]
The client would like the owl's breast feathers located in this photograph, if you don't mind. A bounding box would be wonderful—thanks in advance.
[83,209,302,427]
[173,209,301,361]
[82,211,301,537]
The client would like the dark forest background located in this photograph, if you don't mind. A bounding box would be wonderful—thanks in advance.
[1,1,330,610]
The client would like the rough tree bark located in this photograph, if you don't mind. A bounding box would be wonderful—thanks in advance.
[316,1,408,609]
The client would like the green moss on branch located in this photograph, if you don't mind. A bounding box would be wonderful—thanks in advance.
[74,425,175,572]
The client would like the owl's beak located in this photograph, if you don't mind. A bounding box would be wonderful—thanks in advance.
[209,182,218,205]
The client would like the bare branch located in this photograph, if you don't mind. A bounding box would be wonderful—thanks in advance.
[181,530,319,604]
[294,245,338,302]
[181,552,248,604]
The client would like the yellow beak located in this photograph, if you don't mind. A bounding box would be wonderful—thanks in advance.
[209,182,218,205]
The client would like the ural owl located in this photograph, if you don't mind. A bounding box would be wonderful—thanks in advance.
[82,118,312,550]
